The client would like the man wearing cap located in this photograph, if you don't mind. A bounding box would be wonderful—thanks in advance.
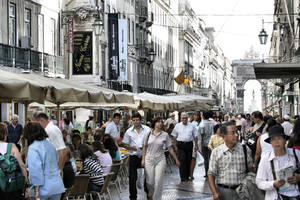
[281,114,293,136]
[171,112,198,182]
[256,125,300,200]
[208,121,253,200]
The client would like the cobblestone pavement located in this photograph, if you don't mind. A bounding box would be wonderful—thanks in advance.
[111,154,212,200]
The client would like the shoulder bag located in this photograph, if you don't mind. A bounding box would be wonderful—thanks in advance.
[235,145,265,200]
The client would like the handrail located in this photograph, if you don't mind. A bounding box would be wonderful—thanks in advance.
[0,43,64,75]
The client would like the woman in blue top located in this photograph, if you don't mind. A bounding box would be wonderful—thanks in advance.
[103,134,120,160]
[24,122,65,200]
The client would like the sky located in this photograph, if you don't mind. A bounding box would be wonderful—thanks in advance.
[190,0,274,61]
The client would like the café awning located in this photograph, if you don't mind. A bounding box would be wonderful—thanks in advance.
[253,62,300,79]
[0,70,134,105]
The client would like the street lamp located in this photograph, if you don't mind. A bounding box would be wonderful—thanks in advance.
[148,48,156,63]
[93,18,104,36]
[92,6,104,77]
[258,19,268,45]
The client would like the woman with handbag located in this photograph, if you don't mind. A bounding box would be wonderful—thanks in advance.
[141,117,180,200]
[256,125,300,200]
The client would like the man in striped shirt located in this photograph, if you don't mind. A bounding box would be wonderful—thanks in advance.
[208,122,252,200]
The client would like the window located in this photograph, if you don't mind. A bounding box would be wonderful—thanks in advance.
[25,8,31,36]
[50,18,55,55]
[38,14,44,52]
[128,18,130,43]
[9,3,16,46]
[131,21,134,44]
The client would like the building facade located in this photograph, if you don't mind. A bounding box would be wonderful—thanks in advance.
[0,0,64,124]
[265,0,300,116]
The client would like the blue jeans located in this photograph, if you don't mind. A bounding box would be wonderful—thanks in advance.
[88,182,102,192]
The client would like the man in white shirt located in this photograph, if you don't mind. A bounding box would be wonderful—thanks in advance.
[171,112,198,182]
[37,112,67,171]
[122,113,151,200]
[105,113,121,143]
[281,114,293,136]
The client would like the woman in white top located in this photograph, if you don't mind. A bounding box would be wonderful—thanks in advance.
[256,125,300,200]
[142,117,180,200]
[253,118,277,172]
[0,122,27,200]
[92,141,112,174]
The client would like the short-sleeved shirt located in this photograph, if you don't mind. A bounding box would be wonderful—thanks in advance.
[144,131,172,158]
[45,122,66,151]
[171,122,198,142]
[164,118,177,129]
[105,121,120,139]
[94,150,112,174]
[199,120,214,146]
[208,143,253,185]
[7,124,23,144]
[123,125,151,156]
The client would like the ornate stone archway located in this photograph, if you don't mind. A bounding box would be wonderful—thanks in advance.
[232,59,266,113]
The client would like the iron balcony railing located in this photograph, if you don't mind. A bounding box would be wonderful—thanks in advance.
[0,43,64,75]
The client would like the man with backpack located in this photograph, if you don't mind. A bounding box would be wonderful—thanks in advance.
[245,111,266,158]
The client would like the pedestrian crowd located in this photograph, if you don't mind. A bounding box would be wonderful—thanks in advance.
[1,110,300,200]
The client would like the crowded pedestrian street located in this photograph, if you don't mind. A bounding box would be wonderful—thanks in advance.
[109,156,212,200]
[2,0,300,200]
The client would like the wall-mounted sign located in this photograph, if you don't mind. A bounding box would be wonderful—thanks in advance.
[118,19,128,82]
[108,13,119,80]
[73,31,93,75]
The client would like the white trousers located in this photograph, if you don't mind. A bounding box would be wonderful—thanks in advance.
[144,155,166,200]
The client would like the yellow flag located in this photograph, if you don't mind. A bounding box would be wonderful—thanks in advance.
[174,70,184,85]
[184,74,192,87]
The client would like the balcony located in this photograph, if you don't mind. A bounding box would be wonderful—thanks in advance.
[138,46,149,62]
[0,43,64,76]
[146,12,154,27]
[209,57,219,68]
[139,6,148,22]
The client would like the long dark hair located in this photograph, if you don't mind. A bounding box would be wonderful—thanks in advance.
[79,143,97,161]
[266,118,277,132]
[92,141,107,153]
[103,135,118,158]
[23,122,48,145]
[288,118,300,147]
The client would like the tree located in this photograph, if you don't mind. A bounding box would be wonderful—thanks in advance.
[244,46,260,59]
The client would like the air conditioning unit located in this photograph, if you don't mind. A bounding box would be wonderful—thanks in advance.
[21,36,31,49]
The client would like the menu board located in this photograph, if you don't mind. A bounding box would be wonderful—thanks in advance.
[73,31,93,75]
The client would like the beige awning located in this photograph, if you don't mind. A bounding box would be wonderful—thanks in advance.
[164,94,215,111]
[0,71,45,103]
[0,70,134,105]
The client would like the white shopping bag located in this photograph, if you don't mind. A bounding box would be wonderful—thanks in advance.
[136,168,144,189]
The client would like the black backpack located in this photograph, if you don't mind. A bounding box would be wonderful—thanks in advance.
[245,122,266,157]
